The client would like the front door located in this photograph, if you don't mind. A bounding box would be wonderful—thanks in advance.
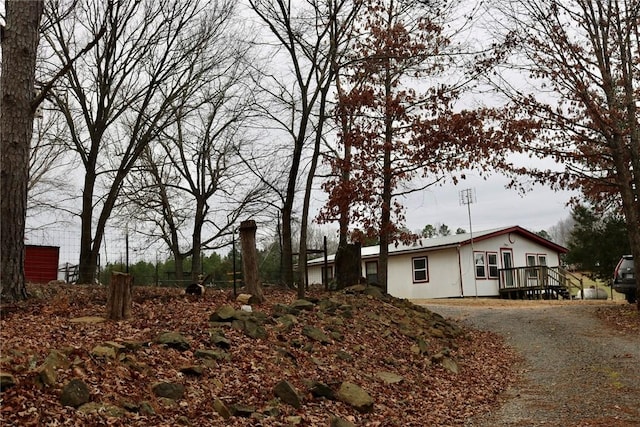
[501,249,514,288]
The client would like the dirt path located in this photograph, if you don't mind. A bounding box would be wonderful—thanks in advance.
[421,300,640,427]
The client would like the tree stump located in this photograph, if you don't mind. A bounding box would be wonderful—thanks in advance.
[239,220,265,303]
[106,272,133,320]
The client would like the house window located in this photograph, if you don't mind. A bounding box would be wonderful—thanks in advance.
[412,256,429,283]
[365,261,378,285]
[474,252,486,278]
[487,252,498,278]
[526,254,538,278]
[538,255,547,266]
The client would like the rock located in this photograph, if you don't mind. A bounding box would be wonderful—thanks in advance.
[213,398,231,419]
[290,299,315,311]
[363,286,384,298]
[120,340,145,351]
[336,382,374,413]
[276,314,298,330]
[344,284,367,293]
[176,415,192,425]
[194,349,230,361]
[90,345,117,359]
[209,330,231,349]
[302,325,332,344]
[229,403,255,417]
[336,350,353,361]
[139,401,156,415]
[152,382,185,400]
[440,357,459,374]
[308,381,335,400]
[60,379,91,408]
[37,350,71,386]
[77,402,125,417]
[244,318,267,339]
[318,298,341,313]
[273,380,302,408]
[236,293,260,305]
[0,372,16,391]
[154,332,190,351]
[179,365,204,376]
[210,305,237,322]
[286,415,303,425]
[376,371,404,384]
[273,303,300,316]
[69,316,105,324]
[330,417,356,427]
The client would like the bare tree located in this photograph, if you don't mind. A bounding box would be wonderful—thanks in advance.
[247,0,363,295]
[120,55,268,282]
[0,0,45,301]
[42,0,236,283]
[27,106,77,226]
[480,0,640,306]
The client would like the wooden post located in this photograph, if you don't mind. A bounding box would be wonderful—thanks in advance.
[239,220,264,303]
[106,272,133,320]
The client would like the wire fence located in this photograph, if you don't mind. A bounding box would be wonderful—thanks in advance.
[23,226,246,289]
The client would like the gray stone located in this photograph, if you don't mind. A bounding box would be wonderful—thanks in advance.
[77,402,125,417]
[194,349,230,361]
[302,325,332,344]
[210,305,237,322]
[154,332,190,351]
[242,318,267,339]
[229,403,255,417]
[91,345,117,359]
[209,330,231,349]
[273,380,302,408]
[308,381,335,400]
[290,299,315,311]
[330,417,356,427]
[152,382,185,400]
[179,365,204,376]
[336,382,374,413]
[60,379,91,408]
[213,398,231,419]
[0,372,16,391]
[441,357,459,374]
[376,371,404,384]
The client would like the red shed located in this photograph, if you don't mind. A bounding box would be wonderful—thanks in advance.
[25,245,60,283]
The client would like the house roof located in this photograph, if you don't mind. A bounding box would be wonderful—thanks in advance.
[307,225,567,266]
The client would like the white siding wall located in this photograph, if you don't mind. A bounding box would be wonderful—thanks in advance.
[387,248,463,299]
[306,231,563,299]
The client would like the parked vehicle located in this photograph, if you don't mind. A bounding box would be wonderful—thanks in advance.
[613,255,637,303]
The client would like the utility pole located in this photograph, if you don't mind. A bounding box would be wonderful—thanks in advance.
[460,188,478,298]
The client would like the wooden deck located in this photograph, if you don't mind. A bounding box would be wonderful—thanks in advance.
[498,266,584,299]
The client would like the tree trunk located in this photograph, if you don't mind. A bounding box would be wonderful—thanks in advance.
[106,272,133,320]
[335,243,362,289]
[0,0,45,302]
[239,220,264,302]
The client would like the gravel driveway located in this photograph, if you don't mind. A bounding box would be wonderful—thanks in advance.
[422,301,640,427]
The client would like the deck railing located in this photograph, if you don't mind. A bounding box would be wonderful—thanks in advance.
[498,266,584,299]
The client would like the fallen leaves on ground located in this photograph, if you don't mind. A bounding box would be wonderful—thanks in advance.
[1,283,518,426]
[595,303,640,334]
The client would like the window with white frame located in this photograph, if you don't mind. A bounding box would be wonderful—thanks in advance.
[487,252,498,278]
[412,256,429,283]
[474,252,486,278]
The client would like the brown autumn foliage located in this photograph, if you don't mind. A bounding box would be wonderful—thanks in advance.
[2,283,517,426]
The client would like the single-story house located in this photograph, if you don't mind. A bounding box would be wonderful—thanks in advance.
[307,225,569,299]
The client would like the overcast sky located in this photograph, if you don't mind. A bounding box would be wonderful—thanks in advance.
[401,172,577,235]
